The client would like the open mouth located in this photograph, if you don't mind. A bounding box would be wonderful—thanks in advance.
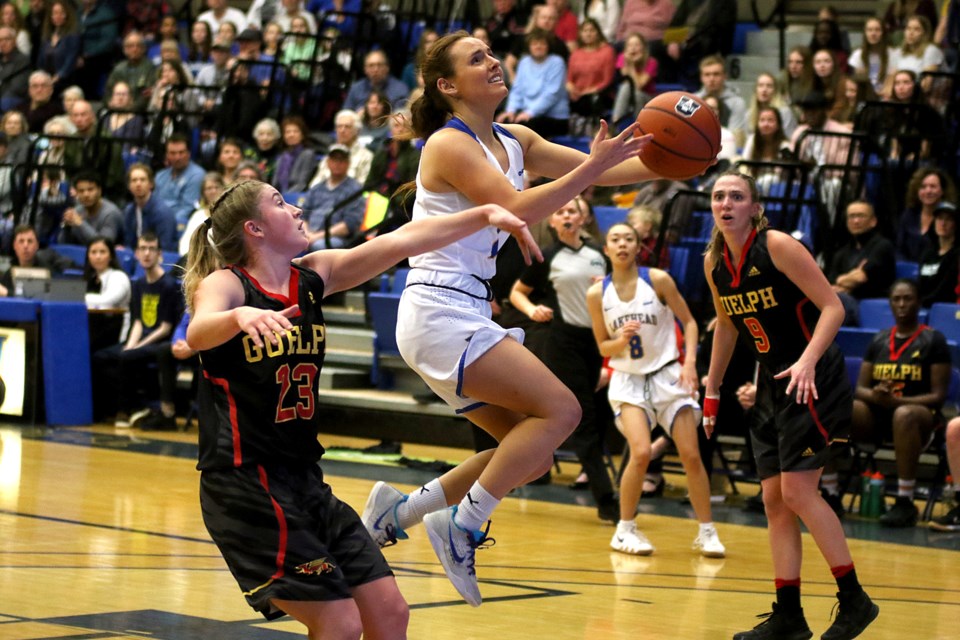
[489,73,503,84]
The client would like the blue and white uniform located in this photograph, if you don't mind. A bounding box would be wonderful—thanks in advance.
[396,117,525,412]
[602,267,699,434]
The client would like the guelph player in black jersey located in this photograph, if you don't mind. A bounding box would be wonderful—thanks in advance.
[853,279,951,527]
[702,172,878,640]
[181,179,540,638]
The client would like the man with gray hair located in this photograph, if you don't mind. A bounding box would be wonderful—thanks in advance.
[343,49,409,112]
[17,71,63,132]
[0,26,29,111]
[309,109,374,186]
[105,31,157,110]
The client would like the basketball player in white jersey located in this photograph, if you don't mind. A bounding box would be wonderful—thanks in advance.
[586,222,725,557]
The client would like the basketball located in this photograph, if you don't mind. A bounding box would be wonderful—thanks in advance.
[635,92,721,180]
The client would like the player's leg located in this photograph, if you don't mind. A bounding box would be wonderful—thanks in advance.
[671,406,725,557]
[882,404,936,527]
[272,597,364,640]
[352,575,410,640]
[610,403,655,555]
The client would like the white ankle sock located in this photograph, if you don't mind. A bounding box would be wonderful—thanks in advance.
[617,519,636,532]
[397,478,446,530]
[454,482,500,533]
[699,522,715,535]
[898,479,916,499]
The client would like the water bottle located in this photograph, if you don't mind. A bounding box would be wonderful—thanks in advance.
[944,475,956,506]
[858,472,872,516]
[867,472,885,518]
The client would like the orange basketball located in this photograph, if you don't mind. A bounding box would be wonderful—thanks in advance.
[634,92,721,180]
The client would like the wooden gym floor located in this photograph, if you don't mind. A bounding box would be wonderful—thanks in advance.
[0,423,957,639]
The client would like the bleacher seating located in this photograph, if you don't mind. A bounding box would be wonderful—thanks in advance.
[896,260,920,280]
[857,298,895,331]
[592,205,628,235]
[366,291,402,388]
[835,327,877,358]
[928,303,960,345]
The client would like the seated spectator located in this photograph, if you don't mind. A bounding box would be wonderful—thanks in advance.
[273,115,318,194]
[810,49,847,119]
[216,137,245,184]
[702,94,739,164]
[896,167,958,260]
[918,201,959,305]
[1,3,31,57]
[0,133,13,216]
[503,4,569,84]
[884,0,939,44]
[363,112,420,198]
[931,416,960,531]
[180,171,225,256]
[122,163,177,250]
[251,117,281,182]
[147,59,192,115]
[0,26,30,112]
[105,31,157,111]
[304,144,365,250]
[888,14,945,85]
[611,31,657,127]
[654,0,737,87]
[58,171,123,245]
[484,0,528,63]
[780,45,815,110]
[198,0,248,34]
[615,0,672,45]
[61,83,83,115]
[808,18,850,72]
[83,235,131,352]
[358,90,392,149]
[582,1,620,42]
[184,19,213,78]
[2,110,29,164]
[627,203,669,267]
[694,55,747,148]
[234,27,276,87]
[742,106,792,164]
[402,28,437,90]
[261,21,282,60]
[104,81,146,140]
[92,231,181,427]
[850,17,895,96]
[37,0,80,93]
[194,40,232,98]
[747,72,797,139]
[147,15,187,66]
[343,49,409,113]
[0,224,75,296]
[18,70,63,133]
[566,18,616,135]
[154,133,205,234]
[76,0,118,99]
[790,90,853,176]
[851,278,950,527]
[235,159,263,181]
[274,0,317,34]
[826,200,897,324]
[496,29,570,139]
[310,109,373,187]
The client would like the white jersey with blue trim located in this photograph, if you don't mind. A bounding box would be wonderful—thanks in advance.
[602,268,679,375]
[408,118,525,281]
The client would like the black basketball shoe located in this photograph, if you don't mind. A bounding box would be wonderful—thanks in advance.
[732,603,813,640]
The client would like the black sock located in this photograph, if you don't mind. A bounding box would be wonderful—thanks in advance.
[833,564,862,595]
[776,582,801,613]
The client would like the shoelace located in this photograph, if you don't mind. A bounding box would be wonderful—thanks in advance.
[463,520,497,576]
[382,522,399,547]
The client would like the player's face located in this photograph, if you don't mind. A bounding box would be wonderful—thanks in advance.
[447,37,506,104]
[711,175,761,236]
[604,223,639,265]
[87,240,111,273]
[258,187,307,252]
[889,283,920,324]
[550,200,584,236]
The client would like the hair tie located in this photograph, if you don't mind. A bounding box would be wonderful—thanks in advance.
[203,216,213,229]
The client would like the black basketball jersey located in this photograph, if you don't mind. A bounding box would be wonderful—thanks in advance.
[197,264,327,470]
[863,326,952,399]
[712,229,822,370]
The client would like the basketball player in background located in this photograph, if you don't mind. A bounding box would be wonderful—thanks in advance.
[703,171,878,640]
[182,178,540,636]
[587,221,725,558]
[359,30,672,607]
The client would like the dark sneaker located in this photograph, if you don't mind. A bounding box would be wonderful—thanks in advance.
[821,590,879,640]
[878,496,918,527]
[930,505,960,532]
[732,603,812,640]
[138,411,177,431]
[821,490,845,520]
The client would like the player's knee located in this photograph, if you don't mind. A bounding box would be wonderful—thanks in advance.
[946,419,960,446]
[628,444,651,469]
[305,614,363,640]
[377,595,410,634]
[779,483,815,514]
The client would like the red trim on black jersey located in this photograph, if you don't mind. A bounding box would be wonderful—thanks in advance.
[234,265,303,314]
[257,465,289,581]
[722,228,758,288]
[806,397,831,443]
[795,297,812,342]
[204,371,243,466]
[889,324,928,361]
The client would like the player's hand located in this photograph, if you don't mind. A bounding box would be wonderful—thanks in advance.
[736,382,757,410]
[588,119,648,171]
[234,304,300,348]
[619,319,641,340]
[702,393,720,438]
[486,206,543,265]
[679,361,698,394]
[773,357,818,404]
[529,304,553,322]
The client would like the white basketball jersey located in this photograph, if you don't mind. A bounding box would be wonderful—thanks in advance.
[602,268,679,375]
[408,118,525,280]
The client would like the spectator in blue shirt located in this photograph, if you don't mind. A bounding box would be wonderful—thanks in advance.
[304,143,365,250]
[154,133,206,233]
[496,29,570,138]
[343,49,409,112]
[122,163,178,251]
